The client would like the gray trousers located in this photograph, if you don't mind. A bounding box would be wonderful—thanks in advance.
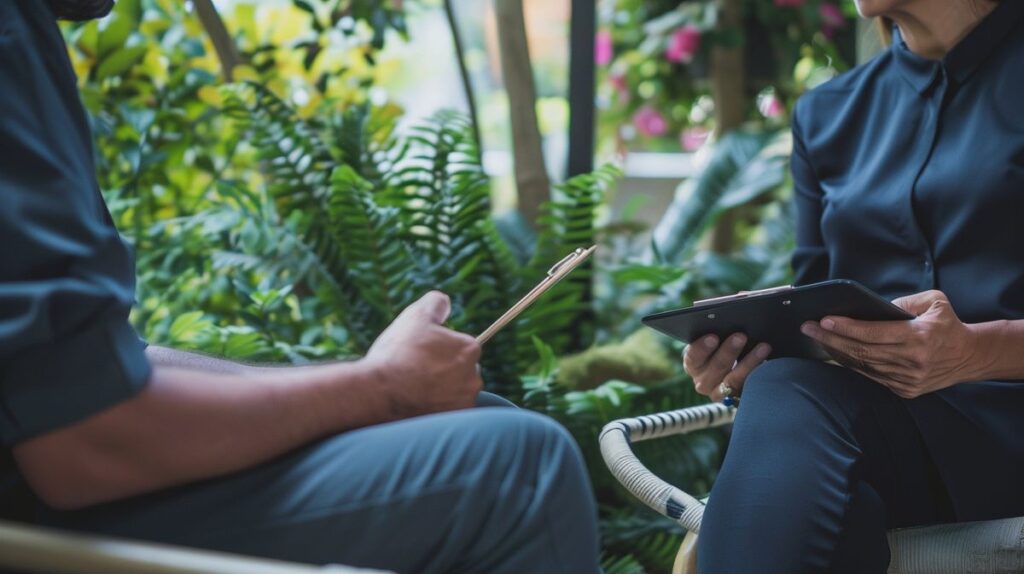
[40,394,602,574]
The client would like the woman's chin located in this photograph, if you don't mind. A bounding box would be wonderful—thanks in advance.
[852,0,890,19]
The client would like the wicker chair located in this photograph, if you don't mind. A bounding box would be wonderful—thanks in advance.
[599,403,1024,574]
[0,519,391,574]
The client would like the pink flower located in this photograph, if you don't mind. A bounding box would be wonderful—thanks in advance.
[609,71,631,102]
[633,106,668,138]
[773,0,804,6]
[665,25,701,64]
[759,94,784,119]
[819,3,846,38]
[595,30,613,66]
[680,127,710,152]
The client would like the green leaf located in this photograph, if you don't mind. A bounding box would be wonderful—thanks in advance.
[651,130,788,262]
[97,12,132,57]
[168,311,213,345]
[118,0,142,25]
[95,44,148,80]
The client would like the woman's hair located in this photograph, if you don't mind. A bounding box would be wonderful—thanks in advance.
[875,0,1001,45]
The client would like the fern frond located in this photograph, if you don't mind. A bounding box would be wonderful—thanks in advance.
[328,165,419,330]
[220,83,334,213]
[517,164,621,357]
[329,103,405,188]
[219,85,382,349]
[600,553,647,574]
[383,111,526,393]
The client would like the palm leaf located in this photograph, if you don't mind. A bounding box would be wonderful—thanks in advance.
[651,130,790,263]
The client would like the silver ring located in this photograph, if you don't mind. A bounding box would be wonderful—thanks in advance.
[718,382,734,398]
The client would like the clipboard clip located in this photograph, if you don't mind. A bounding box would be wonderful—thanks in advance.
[548,247,589,276]
[693,285,793,306]
[476,245,597,345]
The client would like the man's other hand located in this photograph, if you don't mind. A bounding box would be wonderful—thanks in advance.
[362,291,484,419]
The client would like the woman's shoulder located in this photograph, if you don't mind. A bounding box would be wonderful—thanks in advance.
[794,49,898,133]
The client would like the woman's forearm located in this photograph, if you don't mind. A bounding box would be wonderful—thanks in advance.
[967,319,1024,381]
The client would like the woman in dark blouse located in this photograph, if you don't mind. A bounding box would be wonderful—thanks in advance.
[683,0,1024,571]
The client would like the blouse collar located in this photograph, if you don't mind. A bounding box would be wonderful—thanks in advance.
[893,0,1024,95]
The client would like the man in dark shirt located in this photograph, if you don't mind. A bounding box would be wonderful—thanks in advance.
[0,2,601,572]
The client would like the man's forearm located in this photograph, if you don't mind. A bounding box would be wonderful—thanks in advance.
[14,360,391,510]
[144,345,328,375]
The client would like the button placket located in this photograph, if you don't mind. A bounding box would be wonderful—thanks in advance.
[907,68,949,291]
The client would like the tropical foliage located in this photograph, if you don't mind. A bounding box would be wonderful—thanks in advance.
[63,1,803,571]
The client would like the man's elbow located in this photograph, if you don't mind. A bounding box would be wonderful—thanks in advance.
[12,431,143,511]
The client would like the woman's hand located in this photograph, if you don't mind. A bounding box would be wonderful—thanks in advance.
[683,333,771,401]
[800,290,980,399]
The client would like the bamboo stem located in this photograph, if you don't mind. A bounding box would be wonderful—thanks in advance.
[444,0,483,151]
[192,0,245,82]
[709,0,747,254]
[494,0,551,229]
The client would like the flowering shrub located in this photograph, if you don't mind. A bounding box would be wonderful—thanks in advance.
[597,0,859,153]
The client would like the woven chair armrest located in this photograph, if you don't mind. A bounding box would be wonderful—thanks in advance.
[599,403,736,533]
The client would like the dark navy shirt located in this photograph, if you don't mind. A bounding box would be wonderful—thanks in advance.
[791,0,1024,521]
[1,0,151,518]
[792,2,1024,324]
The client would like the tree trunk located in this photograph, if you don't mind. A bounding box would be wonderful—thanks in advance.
[193,0,245,82]
[445,0,483,151]
[494,0,551,228]
[709,0,746,254]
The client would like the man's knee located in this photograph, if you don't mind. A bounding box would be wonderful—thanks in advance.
[440,410,591,520]
[478,410,583,472]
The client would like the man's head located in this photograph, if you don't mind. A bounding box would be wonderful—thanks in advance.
[48,0,115,21]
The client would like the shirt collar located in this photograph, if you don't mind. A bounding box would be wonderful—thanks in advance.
[893,0,1024,95]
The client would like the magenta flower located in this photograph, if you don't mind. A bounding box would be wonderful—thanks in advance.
[819,2,846,38]
[609,71,631,102]
[633,106,668,138]
[759,94,784,119]
[595,30,613,66]
[665,25,701,64]
[680,127,710,152]
[773,0,805,6]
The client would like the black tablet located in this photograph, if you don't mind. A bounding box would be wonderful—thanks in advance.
[642,279,916,360]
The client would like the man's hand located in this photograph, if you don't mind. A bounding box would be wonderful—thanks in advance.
[362,291,483,418]
[800,290,980,399]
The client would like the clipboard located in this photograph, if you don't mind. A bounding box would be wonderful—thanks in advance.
[641,279,915,360]
[476,245,597,345]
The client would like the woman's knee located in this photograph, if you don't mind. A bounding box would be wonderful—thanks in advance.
[729,358,889,451]
[742,357,882,413]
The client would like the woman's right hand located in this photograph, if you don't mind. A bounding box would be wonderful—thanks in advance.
[683,333,771,401]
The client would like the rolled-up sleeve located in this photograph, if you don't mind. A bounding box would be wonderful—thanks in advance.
[0,0,150,445]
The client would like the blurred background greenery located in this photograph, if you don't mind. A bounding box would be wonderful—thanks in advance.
[64,0,863,571]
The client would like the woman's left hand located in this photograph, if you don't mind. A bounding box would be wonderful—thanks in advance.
[800,290,980,399]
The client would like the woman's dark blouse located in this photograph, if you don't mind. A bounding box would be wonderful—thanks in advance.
[791,0,1024,521]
